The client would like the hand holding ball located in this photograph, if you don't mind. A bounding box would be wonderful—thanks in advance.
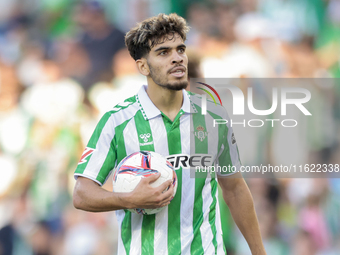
[112,151,177,215]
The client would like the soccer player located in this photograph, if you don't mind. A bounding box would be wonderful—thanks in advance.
[73,13,266,255]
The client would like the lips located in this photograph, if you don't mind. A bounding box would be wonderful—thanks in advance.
[169,66,186,78]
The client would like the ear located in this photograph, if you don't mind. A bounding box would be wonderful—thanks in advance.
[136,58,150,76]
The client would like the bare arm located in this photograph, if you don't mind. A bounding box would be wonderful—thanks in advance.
[73,174,174,212]
[218,172,266,255]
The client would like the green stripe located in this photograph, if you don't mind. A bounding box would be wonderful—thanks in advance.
[134,111,156,255]
[111,97,136,113]
[96,117,131,183]
[192,105,208,178]
[191,106,207,255]
[124,95,137,104]
[135,111,155,152]
[203,108,230,252]
[76,99,137,176]
[115,119,130,170]
[193,105,223,253]
[201,109,220,253]
[96,143,116,183]
[208,178,219,253]
[163,113,182,254]
[141,214,156,255]
[206,110,233,174]
[121,211,132,255]
[115,124,131,255]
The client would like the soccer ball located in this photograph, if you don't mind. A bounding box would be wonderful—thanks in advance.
[112,151,177,215]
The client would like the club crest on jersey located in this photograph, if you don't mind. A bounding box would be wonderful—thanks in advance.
[78,147,95,165]
[194,125,208,142]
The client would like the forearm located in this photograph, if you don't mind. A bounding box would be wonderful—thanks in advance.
[222,180,266,255]
[73,177,132,212]
[73,175,174,212]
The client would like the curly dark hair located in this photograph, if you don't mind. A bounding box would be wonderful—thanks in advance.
[125,13,190,60]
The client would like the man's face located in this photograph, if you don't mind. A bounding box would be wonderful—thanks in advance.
[146,33,188,91]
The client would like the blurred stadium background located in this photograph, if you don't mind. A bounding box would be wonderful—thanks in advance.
[0,0,340,254]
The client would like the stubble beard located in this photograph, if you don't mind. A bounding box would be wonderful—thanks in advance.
[148,63,188,91]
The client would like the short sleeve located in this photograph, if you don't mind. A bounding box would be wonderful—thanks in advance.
[74,112,117,185]
[216,107,242,177]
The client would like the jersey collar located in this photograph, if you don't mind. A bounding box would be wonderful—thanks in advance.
[136,85,198,121]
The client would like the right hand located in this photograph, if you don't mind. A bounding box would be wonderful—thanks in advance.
[127,173,174,209]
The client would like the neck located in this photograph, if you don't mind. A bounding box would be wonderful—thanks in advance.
[146,81,183,121]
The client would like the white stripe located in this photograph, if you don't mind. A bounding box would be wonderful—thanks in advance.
[191,94,241,172]
[206,113,219,164]
[83,104,139,184]
[215,192,225,255]
[119,101,134,107]
[200,177,215,254]
[149,117,169,255]
[73,173,102,186]
[130,214,143,255]
[215,105,241,177]
[149,117,169,157]
[83,115,116,182]
[123,117,140,155]
[220,104,241,170]
[198,111,218,254]
[185,95,241,174]
[124,117,143,255]
[116,210,127,255]
[180,114,195,253]
[154,207,168,255]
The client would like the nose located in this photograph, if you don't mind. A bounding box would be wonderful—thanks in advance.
[171,51,184,64]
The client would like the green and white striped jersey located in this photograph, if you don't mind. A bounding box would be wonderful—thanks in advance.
[74,85,241,255]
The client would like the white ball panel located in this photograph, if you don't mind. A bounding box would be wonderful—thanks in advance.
[113,151,178,215]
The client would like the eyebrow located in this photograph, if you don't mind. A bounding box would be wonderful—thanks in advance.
[153,44,186,52]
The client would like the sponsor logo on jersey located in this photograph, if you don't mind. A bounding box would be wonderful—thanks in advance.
[78,147,95,165]
[166,154,214,170]
[140,133,150,142]
[194,125,208,142]
[139,133,154,146]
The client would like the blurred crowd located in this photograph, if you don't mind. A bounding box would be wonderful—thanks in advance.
[0,0,340,254]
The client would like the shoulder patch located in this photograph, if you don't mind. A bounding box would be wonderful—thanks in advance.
[78,147,95,165]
